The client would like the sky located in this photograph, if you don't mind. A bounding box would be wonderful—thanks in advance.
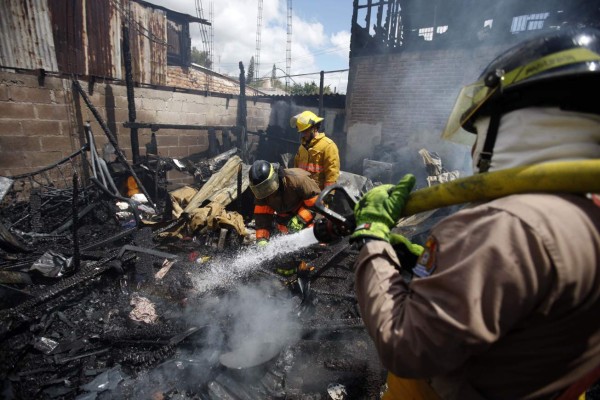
[145,0,354,94]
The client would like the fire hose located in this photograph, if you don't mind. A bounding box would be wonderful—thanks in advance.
[313,159,600,242]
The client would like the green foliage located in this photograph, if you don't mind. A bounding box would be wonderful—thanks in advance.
[191,47,212,69]
[289,81,333,95]
[246,56,255,84]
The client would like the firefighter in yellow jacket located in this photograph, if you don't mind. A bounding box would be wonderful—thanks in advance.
[291,110,340,190]
[248,160,320,248]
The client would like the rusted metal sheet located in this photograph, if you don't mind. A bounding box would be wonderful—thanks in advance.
[85,0,121,79]
[48,0,86,75]
[130,1,167,85]
[0,0,58,71]
[48,0,122,79]
[1,0,173,85]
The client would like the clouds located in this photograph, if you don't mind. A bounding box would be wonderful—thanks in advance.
[145,0,350,92]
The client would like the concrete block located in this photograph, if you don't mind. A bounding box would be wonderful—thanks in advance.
[0,85,8,101]
[41,136,73,152]
[0,135,41,152]
[27,150,69,169]
[141,98,166,111]
[35,104,71,120]
[0,103,36,119]
[0,150,27,169]
[0,120,22,135]
[21,120,61,136]
[165,100,183,113]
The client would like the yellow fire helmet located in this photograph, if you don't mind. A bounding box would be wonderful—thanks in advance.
[290,110,324,132]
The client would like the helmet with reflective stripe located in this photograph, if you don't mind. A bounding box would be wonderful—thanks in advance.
[290,110,324,132]
[249,160,280,199]
[442,27,600,147]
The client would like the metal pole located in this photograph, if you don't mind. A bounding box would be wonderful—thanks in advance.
[123,25,139,164]
[319,70,325,117]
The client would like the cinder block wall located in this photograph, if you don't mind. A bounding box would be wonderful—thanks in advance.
[0,71,272,185]
[344,45,506,184]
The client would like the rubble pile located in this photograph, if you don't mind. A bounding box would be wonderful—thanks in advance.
[0,153,386,399]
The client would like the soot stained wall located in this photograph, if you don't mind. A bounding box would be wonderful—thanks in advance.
[344,44,507,187]
[0,71,271,184]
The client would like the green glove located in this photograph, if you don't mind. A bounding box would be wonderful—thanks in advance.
[389,233,424,270]
[287,215,306,233]
[350,174,416,242]
[257,239,269,247]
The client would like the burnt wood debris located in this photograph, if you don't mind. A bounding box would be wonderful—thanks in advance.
[0,126,392,399]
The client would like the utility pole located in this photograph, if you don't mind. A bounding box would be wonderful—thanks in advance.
[255,0,263,83]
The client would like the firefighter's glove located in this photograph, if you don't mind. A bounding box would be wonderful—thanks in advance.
[257,239,269,248]
[351,174,416,243]
[287,215,306,233]
[390,233,424,268]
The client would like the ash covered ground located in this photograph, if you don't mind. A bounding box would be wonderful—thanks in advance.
[0,173,387,399]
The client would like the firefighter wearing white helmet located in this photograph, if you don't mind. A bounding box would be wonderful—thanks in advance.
[349,27,600,399]
[290,110,340,190]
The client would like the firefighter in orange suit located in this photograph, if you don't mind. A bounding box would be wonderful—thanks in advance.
[350,28,600,399]
[248,160,320,247]
[291,110,340,190]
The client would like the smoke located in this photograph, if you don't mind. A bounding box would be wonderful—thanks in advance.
[190,228,318,293]
[121,243,309,398]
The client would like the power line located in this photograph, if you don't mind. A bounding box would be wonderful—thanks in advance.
[253,68,349,83]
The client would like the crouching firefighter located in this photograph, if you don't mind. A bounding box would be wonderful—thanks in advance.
[248,160,321,272]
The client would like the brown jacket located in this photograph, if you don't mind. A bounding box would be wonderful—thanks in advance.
[254,168,320,240]
[354,193,600,399]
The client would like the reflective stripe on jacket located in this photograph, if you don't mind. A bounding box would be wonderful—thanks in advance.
[253,168,320,240]
[294,132,340,190]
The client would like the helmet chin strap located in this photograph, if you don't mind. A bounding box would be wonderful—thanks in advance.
[476,112,502,173]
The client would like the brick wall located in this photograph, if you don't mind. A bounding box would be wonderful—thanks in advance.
[167,66,265,97]
[345,44,507,185]
[0,71,272,185]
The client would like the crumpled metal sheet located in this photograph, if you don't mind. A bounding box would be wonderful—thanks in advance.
[0,176,13,202]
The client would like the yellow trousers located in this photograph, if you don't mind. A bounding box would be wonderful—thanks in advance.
[382,372,441,400]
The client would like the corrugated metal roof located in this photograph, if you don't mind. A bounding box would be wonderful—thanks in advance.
[0,0,170,84]
[0,0,58,71]
[129,1,167,85]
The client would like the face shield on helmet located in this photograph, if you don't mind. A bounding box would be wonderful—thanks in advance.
[290,110,324,133]
[441,80,499,146]
[249,161,280,199]
[441,28,600,149]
